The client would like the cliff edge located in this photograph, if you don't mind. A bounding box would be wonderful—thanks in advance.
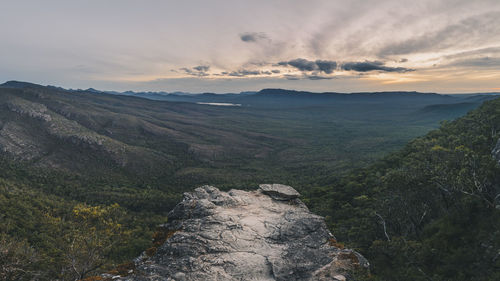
[114,184,368,281]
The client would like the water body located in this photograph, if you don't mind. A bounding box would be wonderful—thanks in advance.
[196,102,242,107]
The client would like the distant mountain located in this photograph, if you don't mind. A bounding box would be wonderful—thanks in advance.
[1,80,45,89]
[6,81,496,109]
[100,87,464,108]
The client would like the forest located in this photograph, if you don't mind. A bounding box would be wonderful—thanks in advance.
[0,83,498,280]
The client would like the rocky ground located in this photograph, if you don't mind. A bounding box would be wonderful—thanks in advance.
[114,184,368,281]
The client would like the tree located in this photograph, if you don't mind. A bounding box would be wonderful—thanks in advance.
[0,234,41,281]
[59,203,128,281]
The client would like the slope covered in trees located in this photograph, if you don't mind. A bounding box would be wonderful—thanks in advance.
[305,97,500,280]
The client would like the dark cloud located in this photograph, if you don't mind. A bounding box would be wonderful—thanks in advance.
[271,69,281,74]
[307,75,334,80]
[315,60,337,74]
[228,69,262,77]
[193,65,210,72]
[240,32,269,42]
[341,61,413,73]
[399,58,408,63]
[278,58,337,73]
[287,58,317,71]
[180,66,210,77]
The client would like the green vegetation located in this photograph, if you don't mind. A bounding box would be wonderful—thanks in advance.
[0,83,498,280]
[305,98,500,280]
[0,174,162,280]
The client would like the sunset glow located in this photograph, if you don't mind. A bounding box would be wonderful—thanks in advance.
[1,0,499,93]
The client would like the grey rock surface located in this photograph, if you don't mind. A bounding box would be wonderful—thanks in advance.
[6,98,52,122]
[117,185,368,281]
[259,184,300,200]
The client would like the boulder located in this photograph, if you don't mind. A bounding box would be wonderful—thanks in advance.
[116,185,368,281]
[259,183,301,201]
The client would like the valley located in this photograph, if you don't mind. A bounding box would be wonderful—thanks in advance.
[0,81,499,280]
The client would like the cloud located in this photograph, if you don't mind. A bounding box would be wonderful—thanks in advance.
[447,57,500,68]
[240,32,269,43]
[284,74,300,80]
[180,66,210,77]
[278,58,337,74]
[193,65,210,72]
[287,58,317,71]
[228,69,262,77]
[307,75,334,80]
[225,69,281,77]
[315,60,337,74]
[378,11,500,56]
[341,61,413,73]
[271,69,281,74]
[442,47,500,60]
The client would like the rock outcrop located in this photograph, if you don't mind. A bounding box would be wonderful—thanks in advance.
[259,184,300,201]
[6,98,52,122]
[116,185,368,281]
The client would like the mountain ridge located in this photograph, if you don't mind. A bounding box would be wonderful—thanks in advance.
[5,80,500,99]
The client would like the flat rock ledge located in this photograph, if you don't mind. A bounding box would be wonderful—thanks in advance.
[259,184,300,201]
[115,185,369,281]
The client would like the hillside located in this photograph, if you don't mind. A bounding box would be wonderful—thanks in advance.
[0,81,498,280]
[0,82,485,195]
[305,97,500,280]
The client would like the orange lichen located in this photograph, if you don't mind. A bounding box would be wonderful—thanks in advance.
[152,227,178,247]
[145,246,157,257]
[338,251,360,266]
[329,238,345,249]
[143,227,179,257]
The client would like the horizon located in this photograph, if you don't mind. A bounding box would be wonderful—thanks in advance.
[3,80,500,96]
[1,1,500,93]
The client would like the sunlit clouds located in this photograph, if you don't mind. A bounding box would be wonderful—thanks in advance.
[1,0,500,93]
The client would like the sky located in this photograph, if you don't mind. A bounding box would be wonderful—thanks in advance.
[1,0,500,93]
